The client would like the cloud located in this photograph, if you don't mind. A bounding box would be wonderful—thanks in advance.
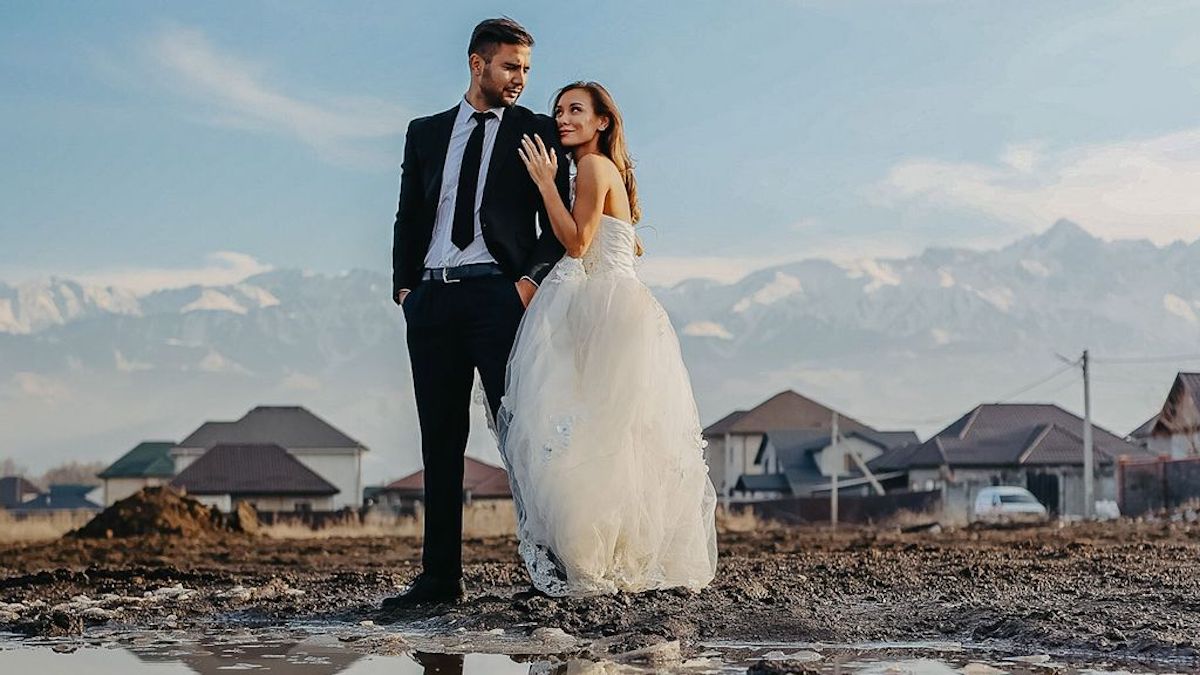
[146,26,408,167]
[71,251,272,296]
[876,127,1200,244]
[9,373,72,404]
[639,232,920,287]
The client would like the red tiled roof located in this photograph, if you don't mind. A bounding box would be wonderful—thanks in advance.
[384,457,511,499]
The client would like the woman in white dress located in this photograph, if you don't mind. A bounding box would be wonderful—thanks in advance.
[496,81,718,597]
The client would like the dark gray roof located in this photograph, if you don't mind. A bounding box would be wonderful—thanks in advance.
[734,473,791,492]
[8,484,100,512]
[0,476,42,508]
[756,428,915,466]
[170,443,339,496]
[873,404,1148,470]
[99,441,176,478]
[1128,415,1159,439]
[1154,372,1200,436]
[176,406,365,450]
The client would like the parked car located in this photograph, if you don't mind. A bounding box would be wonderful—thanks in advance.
[972,486,1048,522]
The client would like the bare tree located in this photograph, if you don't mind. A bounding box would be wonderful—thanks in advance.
[0,458,27,478]
[37,460,106,488]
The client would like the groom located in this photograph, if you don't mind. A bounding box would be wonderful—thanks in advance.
[385,17,570,608]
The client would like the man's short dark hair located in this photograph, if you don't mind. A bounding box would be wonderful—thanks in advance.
[468,17,534,61]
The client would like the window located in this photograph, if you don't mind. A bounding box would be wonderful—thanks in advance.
[294,501,313,513]
[999,494,1038,505]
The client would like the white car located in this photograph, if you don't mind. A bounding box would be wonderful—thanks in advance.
[972,486,1048,522]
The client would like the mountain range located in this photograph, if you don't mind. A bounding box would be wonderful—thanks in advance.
[3,220,1198,477]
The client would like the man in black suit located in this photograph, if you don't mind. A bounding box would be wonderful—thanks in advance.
[385,17,569,608]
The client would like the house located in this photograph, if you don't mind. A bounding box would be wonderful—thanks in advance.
[171,406,367,509]
[170,443,339,513]
[370,456,511,514]
[1138,372,1200,458]
[735,428,915,498]
[869,403,1152,519]
[6,484,102,513]
[0,476,42,509]
[97,441,176,506]
[702,390,917,499]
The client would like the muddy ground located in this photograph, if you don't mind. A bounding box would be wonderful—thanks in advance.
[1,520,1199,666]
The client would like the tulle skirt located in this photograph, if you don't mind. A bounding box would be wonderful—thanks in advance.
[496,257,718,596]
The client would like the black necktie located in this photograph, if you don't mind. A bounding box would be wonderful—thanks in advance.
[453,111,495,250]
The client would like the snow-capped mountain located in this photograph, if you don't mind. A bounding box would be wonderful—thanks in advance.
[3,220,1198,475]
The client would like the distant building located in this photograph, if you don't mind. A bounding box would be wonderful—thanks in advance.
[171,406,367,509]
[1138,373,1200,459]
[369,456,511,515]
[6,484,102,513]
[97,441,177,506]
[736,428,915,498]
[170,443,339,513]
[869,403,1152,519]
[0,476,42,509]
[702,390,917,500]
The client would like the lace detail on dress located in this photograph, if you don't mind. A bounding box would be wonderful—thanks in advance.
[545,256,586,284]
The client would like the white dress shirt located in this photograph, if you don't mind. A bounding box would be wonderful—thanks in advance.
[423,98,505,270]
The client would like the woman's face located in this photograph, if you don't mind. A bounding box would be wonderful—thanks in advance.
[554,88,607,149]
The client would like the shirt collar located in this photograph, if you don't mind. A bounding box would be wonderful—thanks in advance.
[457,97,505,125]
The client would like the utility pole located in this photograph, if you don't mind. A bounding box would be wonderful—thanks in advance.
[830,411,839,529]
[1082,349,1094,520]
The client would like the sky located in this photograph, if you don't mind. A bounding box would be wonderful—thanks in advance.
[3,0,1200,288]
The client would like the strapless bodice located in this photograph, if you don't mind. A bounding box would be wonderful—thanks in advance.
[580,215,637,278]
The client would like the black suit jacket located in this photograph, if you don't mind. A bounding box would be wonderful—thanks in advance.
[392,103,570,300]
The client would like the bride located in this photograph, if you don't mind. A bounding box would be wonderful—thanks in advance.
[496,81,718,597]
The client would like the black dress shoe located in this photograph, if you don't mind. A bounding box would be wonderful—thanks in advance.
[381,573,466,610]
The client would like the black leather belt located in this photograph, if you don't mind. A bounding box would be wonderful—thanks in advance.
[421,262,505,283]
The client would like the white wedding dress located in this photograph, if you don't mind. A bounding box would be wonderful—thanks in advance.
[495,210,718,597]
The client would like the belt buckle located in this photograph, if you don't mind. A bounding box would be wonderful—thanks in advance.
[441,267,460,283]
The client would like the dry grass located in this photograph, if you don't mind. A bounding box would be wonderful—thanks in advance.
[0,510,95,542]
[715,504,780,533]
[260,501,518,540]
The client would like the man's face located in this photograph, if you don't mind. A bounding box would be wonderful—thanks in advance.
[475,43,531,108]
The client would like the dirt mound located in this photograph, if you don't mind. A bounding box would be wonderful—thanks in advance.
[69,487,257,539]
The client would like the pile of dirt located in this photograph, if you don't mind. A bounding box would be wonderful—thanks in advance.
[68,487,258,539]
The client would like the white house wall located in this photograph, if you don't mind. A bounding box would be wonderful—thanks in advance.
[103,477,168,506]
[289,449,363,509]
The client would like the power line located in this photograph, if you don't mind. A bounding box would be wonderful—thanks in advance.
[1091,353,1200,364]
[866,360,1080,427]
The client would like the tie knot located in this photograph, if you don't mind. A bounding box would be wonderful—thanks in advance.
[471,111,495,125]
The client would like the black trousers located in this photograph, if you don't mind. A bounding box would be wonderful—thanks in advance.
[403,274,524,580]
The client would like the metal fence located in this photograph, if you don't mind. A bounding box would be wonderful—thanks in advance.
[744,490,942,525]
[1118,455,1200,516]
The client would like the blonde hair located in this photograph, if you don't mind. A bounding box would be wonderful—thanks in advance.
[552,81,641,225]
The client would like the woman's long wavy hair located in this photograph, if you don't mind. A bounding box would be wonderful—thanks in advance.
[552,81,641,225]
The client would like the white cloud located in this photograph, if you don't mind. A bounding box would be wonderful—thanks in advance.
[114,350,153,372]
[876,127,1200,244]
[683,321,734,340]
[71,251,272,296]
[1164,293,1198,324]
[280,373,322,391]
[10,373,72,404]
[147,26,408,167]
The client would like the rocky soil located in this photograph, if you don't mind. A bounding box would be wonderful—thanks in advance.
[2,512,1200,666]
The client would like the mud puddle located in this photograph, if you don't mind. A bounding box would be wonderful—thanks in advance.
[0,628,1189,674]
